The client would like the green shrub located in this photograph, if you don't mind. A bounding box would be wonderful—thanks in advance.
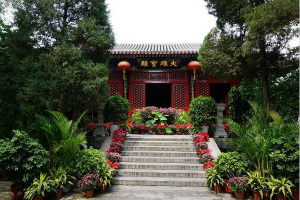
[71,147,106,176]
[0,130,49,187]
[215,152,249,179]
[188,96,217,127]
[104,95,130,123]
[269,133,299,185]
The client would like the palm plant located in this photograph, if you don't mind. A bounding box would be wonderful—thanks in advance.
[41,111,87,167]
[226,102,298,177]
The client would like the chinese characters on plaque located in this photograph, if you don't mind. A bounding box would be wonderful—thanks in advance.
[137,58,181,69]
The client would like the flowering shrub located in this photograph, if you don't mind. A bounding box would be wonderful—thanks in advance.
[195,142,208,150]
[108,146,119,153]
[113,129,127,137]
[106,160,120,169]
[195,137,206,143]
[78,173,99,191]
[193,132,209,142]
[112,136,125,143]
[197,148,210,155]
[149,124,158,131]
[157,124,167,131]
[176,124,185,132]
[204,161,215,170]
[229,177,248,193]
[131,123,140,132]
[159,107,180,124]
[201,153,215,163]
[140,107,159,122]
[137,107,180,125]
[110,141,124,150]
[106,152,122,162]
[139,125,148,131]
[86,123,97,131]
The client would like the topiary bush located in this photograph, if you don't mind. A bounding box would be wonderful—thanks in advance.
[215,152,249,179]
[104,95,130,123]
[0,130,50,187]
[188,96,217,128]
[71,147,106,177]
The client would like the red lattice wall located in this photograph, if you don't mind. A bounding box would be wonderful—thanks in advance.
[129,84,145,109]
[195,83,209,97]
[172,84,188,109]
[108,72,123,97]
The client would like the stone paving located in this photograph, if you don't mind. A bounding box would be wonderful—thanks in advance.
[0,181,248,200]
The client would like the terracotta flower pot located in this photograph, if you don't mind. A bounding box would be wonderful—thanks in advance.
[134,131,139,134]
[141,131,145,134]
[214,184,222,193]
[263,190,271,200]
[252,190,261,200]
[224,179,232,194]
[10,186,24,200]
[161,131,166,135]
[171,131,175,135]
[184,131,189,135]
[177,131,182,135]
[55,188,64,199]
[86,190,94,198]
[152,131,156,135]
[292,188,299,200]
[33,196,44,200]
[236,192,244,199]
[276,194,287,200]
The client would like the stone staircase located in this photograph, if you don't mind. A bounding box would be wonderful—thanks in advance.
[116,134,206,187]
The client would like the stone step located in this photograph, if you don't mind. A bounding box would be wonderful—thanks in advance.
[123,146,195,152]
[126,136,193,142]
[121,151,198,157]
[119,162,204,171]
[115,177,206,187]
[124,140,194,146]
[118,169,206,178]
[120,156,201,164]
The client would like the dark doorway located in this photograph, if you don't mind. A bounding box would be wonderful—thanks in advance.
[209,84,231,103]
[146,84,171,108]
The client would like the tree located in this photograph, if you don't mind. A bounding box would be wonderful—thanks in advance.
[200,0,299,108]
[1,0,115,121]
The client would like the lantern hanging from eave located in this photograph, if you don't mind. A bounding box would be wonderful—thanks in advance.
[188,61,201,80]
[118,61,131,80]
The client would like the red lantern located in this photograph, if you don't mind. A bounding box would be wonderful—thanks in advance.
[188,61,201,80]
[118,61,131,80]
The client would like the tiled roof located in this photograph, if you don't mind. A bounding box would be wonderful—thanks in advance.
[111,43,201,55]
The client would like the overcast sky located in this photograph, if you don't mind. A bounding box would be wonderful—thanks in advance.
[106,0,217,44]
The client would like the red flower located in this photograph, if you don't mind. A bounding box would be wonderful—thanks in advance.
[204,160,215,170]
[112,136,125,143]
[199,132,209,141]
[86,123,97,131]
[108,146,120,152]
[195,137,206,143]
[140,125,148,130]
[197,148,210,155]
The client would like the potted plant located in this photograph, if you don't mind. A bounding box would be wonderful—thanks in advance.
[149,124,158,135]
[205,168,224,193]
[268,176,294,200]
[229,176,248,199]
[169,125,177,135]
[24,173,52,200]
[188,96,217,132]
[98,162,116,193]
[215,152,249,194]
[176,125,185,135]
[86,123,97,136]
[78,173,99,198]
[49,167,75,199]
[131,123,140,134]
[247,171,267,200]
[0,130,49,200]
[104,95,130,135]
[139,125,148,134]
[158,124,167,135]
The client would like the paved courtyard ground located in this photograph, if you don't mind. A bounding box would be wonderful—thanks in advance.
[0,181,248,200]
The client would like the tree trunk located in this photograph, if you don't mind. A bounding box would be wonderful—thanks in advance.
[259,38,270,108]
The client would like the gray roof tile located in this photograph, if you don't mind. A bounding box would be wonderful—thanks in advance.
[111,43,201,55]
